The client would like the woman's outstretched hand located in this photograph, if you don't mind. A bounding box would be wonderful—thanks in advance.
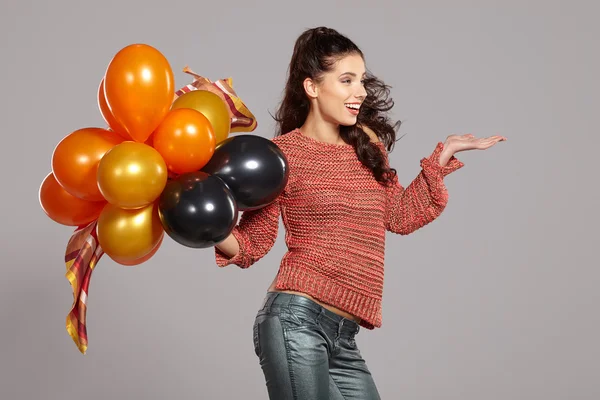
[439,134,507,166]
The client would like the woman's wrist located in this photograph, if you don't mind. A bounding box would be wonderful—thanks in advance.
[438,141,456,167]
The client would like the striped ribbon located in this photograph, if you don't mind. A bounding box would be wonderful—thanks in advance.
[176,66,257,132]
[64,221,103,354]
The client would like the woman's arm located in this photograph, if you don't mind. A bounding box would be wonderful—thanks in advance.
[214,196,282,268]
[378,130,506,235]
[215,233,240,259]
[383,142,464,235]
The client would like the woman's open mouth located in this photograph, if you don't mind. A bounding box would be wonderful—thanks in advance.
[345,103,360,115]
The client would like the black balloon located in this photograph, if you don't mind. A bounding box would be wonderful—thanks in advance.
[158,171,238,248]
[201,135,289,211]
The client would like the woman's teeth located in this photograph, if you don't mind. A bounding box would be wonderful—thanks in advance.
[345,103,360,110]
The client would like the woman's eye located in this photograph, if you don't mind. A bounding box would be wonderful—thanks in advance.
[342,79,351,84]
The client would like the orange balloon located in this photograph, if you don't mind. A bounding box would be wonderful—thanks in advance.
[98,78,129,140]
[116,234,163,266]
[171,90,231,144]
[39,172,105,226]
[104,44,174,143]
[152,108,216,174]
[144,132,154,147]
[52,127,123,201]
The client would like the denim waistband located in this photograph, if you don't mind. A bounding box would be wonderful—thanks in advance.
[260,291,360,336]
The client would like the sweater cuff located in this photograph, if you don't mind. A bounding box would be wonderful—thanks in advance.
[418,142,464,207]
[214,227,251,268]
[420,142,464,178]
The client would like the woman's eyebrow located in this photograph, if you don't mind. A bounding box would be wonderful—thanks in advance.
[338,72,367,77]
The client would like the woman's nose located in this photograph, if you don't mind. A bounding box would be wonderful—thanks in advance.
[356,86,367,100]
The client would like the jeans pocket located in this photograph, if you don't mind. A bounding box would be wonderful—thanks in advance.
[280,305,317,330]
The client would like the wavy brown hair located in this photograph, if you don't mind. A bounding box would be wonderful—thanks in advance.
[272,26,402,185]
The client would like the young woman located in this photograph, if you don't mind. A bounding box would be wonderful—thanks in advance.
[214,26,506,400]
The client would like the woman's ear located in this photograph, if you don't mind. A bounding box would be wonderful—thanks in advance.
[303,77,318,99]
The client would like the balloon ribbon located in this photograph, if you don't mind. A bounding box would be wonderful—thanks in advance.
[177,66,258,133]
[64,220,104,354]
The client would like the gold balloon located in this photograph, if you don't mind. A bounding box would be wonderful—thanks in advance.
[97,202,164,263]
[97,141,167,209]
[171,90,231,144]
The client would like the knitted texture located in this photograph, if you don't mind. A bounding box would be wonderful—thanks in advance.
[215,128,464,329]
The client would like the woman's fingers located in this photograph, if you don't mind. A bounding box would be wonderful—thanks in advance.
[461,134,506,141]
[445,133,507,153]
[477,137,504,149]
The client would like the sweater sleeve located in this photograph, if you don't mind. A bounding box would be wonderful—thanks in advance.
[214,196,281,268]
[383,142,464,235]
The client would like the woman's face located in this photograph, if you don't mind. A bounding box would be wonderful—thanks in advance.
[310,53,368,126]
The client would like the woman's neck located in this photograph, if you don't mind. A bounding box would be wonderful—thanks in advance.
[299,114,344,145]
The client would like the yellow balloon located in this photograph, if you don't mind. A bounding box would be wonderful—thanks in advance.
[97,141,168,209]
[171,90,231,144]
[97,202,164,263]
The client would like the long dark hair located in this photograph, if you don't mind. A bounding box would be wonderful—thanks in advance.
[273,26,402,185]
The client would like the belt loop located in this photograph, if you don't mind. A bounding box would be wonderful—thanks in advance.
[336,319,344,341]
[316,307,324,324]
[262,292,278,311]
[284,293,294,308]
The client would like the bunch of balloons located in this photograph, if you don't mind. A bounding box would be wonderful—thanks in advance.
[39,43,289,266]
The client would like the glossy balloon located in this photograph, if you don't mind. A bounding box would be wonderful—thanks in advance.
[39,172,105,226]
[171,90,231,144]
[97,202,164,263]
[201,135,289,210]
[97,78,129,139]
[52,127,123,201]
[158,172,238,248]
[152,108,216,174]
[104,44,174,143]
[117,235,163,266]
[97,142,168,209]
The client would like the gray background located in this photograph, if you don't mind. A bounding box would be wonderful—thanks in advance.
[1,0,598,399]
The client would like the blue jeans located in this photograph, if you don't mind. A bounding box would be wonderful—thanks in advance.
[252,291,381,399]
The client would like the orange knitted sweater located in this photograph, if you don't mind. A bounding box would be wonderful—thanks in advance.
[215,128,464,329]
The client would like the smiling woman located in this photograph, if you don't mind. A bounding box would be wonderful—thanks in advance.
[212,26,504,400]
[271,27,401,185]
[301,54,368,127]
